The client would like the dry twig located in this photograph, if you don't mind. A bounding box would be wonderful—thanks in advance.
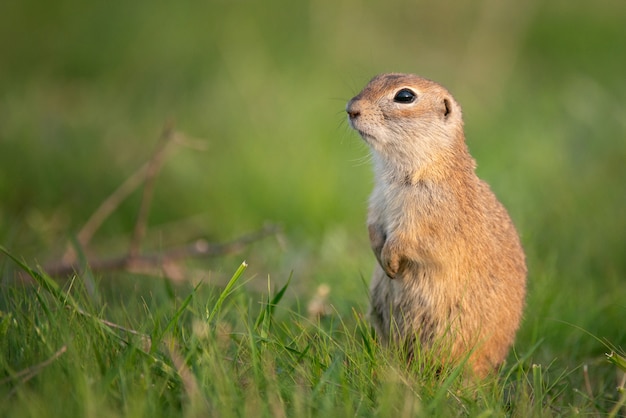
[46,123,279,281]
[129,122,176,258]
[47,224,280,278]
[62,122,181,265]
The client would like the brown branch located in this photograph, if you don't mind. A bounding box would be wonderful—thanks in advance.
[40,123,277,284]
[61,162,152,265]
[46,223,281,278]
[62,122,183,265]
[129,122,177,258]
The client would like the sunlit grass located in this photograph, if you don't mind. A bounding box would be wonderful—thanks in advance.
[1,251,624,417]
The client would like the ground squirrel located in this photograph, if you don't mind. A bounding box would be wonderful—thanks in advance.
[346,73,527,378]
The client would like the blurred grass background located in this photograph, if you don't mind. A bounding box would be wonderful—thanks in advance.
[1,0,625,391]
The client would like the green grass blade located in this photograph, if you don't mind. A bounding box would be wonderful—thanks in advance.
[503,338,544,381]
[207,261,248,323]
[151,282,201,353]
[68,236,100,303]
[254,272,291,331]
[1,246,63,301]
[532,363,544,416]
[427,360,466,412]
[607,351,626,373]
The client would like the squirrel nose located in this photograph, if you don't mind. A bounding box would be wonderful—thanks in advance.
[346,99,361,119]
[347,109,360,119]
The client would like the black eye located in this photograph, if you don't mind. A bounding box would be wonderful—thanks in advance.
[393,88,417,103]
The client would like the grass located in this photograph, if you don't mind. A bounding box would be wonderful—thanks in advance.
[1,250,625,417]
[1,0,626,416]
[0,258,583,416]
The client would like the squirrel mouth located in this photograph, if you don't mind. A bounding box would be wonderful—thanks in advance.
[353,127,376,144]
[349,121,375,143]
[347,112,378,144]
[358,131,376,143]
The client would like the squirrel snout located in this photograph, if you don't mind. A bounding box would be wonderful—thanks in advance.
[347,109,360,119]
[346,99,361,120]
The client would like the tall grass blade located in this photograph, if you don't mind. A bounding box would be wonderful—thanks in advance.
[427,358,467,413]
[1,246,71,307]
[207,261,248,323]
[503,338,544,381]
[151,282,201,353]
[532,363,544,416]
[68,236,100,303]
[352,308,374,361]
[608,387,626,418]
[254,273,291,333]
[607,351,626,373]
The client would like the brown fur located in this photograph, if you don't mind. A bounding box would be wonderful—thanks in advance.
[346,73,526,378]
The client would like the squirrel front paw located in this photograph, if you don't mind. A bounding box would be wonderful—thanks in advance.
[380,240,405,279]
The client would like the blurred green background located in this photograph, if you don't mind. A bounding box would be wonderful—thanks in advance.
[1,0,625,366]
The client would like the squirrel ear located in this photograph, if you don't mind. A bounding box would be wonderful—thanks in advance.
[443,98,452,119]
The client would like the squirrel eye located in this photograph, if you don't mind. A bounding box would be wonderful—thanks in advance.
[393,88,417,103]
